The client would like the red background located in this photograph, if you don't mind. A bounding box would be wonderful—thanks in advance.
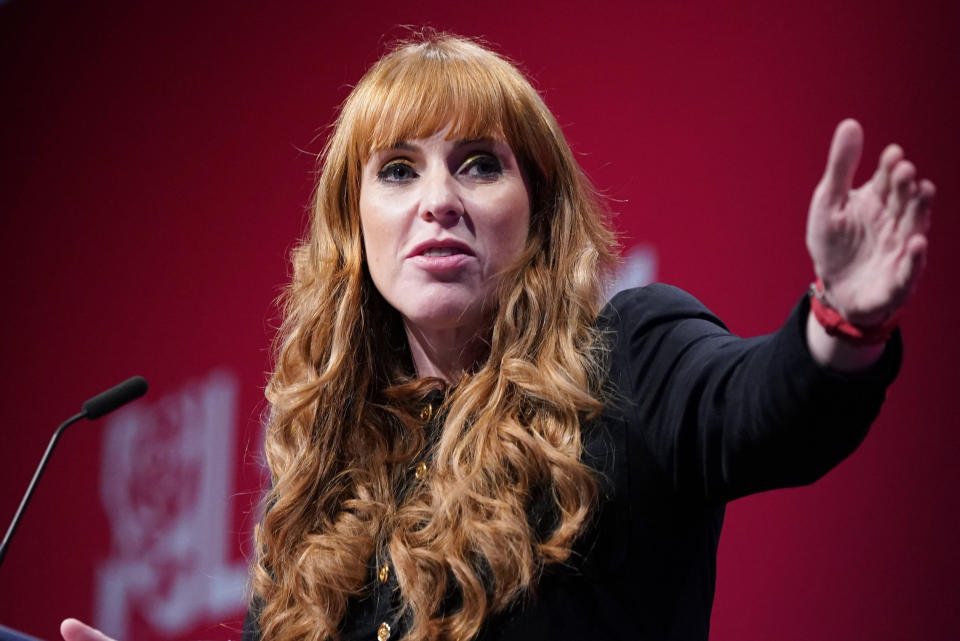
[1,1,958,639]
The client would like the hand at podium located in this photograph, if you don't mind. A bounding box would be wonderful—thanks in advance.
[60,620,115,641]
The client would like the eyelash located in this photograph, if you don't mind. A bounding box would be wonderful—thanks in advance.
[375,153,503,183]
[462,153,503,179]
[376,161,416,182]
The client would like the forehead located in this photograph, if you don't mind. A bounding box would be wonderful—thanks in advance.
[361,116,506,162]
[352,62,511,163]
[370,132,505,155]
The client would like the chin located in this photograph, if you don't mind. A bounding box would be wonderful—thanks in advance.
[398,293,488,332]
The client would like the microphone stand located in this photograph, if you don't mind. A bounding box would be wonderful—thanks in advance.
[0,375,148,569]
[0,411,86,567]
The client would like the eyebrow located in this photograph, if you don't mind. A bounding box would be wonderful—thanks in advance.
[380,137,497,153]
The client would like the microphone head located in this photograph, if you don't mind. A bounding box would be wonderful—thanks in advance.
[82,376,149,419]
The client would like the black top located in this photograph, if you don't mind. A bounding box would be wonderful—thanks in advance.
[243,284,901,641]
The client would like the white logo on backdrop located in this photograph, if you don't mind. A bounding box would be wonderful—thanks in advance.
[607,244,658,299]
[95,370,248,639]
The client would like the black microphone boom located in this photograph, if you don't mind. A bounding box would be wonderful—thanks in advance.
[0,376,148,567]
[82,375,149,419]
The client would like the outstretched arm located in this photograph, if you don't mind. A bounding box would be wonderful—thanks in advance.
[805,119,935,371]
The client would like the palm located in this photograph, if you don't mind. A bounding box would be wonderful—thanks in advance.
[806,119,934,326]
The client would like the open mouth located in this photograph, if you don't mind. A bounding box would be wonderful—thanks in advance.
[420,247,467,257]
[408,238,475,259]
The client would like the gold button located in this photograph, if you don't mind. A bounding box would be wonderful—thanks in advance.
[377,622,391,641]
[414,461,428,481]
[378,564,390,583]
[419,403,433,422]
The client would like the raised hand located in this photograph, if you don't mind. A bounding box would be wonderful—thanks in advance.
[806,119,935,327]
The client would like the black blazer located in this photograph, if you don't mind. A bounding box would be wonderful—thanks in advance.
[243,284,900,641]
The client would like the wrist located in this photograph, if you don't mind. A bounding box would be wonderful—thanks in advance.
[805,310,885,372]
[809,279,898,346]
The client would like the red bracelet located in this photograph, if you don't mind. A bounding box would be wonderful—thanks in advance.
[809,279,897,346]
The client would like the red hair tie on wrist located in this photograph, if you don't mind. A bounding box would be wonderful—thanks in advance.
[809,279,897,346]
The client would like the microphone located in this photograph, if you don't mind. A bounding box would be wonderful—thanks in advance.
[82,375,149,419]
[0,376,149,567]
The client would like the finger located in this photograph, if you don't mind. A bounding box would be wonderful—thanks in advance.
[61,619,117,641]
[889,160,918,223]
[894,234,928,301]
[900,179,936,236]
[870,143,904,198]
[820,118,864,206]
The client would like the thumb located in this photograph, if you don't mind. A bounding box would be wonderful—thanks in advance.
[60,619,117,641]
[819,118,864,206]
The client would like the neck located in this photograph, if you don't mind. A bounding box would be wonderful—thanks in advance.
[404,321,488,384]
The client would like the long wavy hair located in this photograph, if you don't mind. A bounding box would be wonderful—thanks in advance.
[253,32,618,641]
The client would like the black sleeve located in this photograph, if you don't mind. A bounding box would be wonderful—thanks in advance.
[604,283,901,503]
[241,596,263,641]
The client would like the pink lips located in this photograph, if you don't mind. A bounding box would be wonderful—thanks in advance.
[406,238,475,272]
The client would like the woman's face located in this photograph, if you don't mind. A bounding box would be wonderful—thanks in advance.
[359,130,531,333]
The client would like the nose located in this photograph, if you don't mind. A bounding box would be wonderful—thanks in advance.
[418,168,464,224]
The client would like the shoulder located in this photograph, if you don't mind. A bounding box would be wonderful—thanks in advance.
[599,283,728,336]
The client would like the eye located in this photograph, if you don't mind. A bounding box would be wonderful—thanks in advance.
[376,161,417,183]
[459,153,503,180]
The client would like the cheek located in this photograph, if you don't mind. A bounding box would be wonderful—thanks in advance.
[360,187,397,242]
[359,195,392,284]
[488,190,531,265]
[359,193,416,311]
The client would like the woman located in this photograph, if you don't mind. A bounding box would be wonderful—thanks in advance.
[62,32,934,641]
